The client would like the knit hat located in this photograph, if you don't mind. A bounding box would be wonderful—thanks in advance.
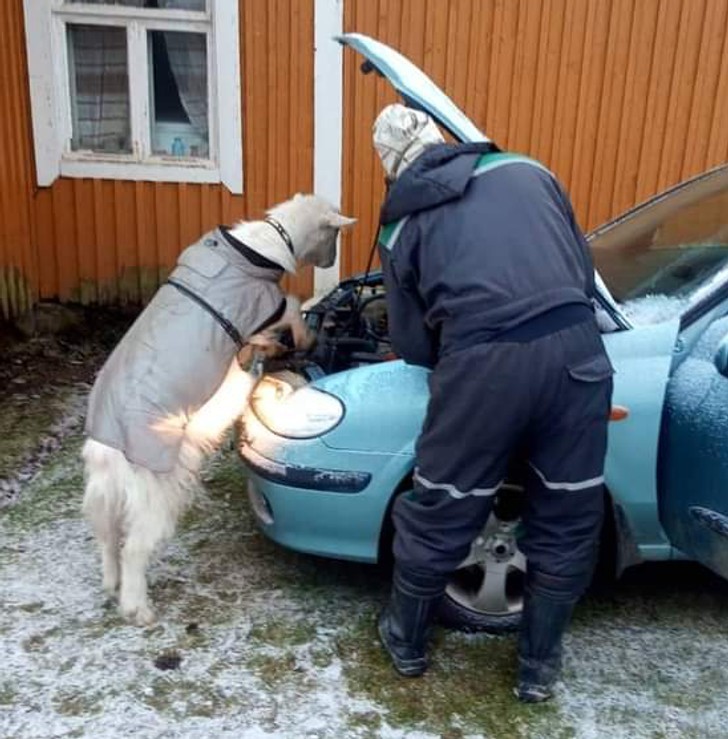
[372,103,445,180]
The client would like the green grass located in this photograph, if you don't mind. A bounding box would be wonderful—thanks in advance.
[248,618,318,646]
[0,681,19,706]
[0,432,85,537]
[0,390,77,481]
[339,615,575,739]
[138,675,237,719]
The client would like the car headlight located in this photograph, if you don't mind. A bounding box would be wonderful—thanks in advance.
[249,374,344,439]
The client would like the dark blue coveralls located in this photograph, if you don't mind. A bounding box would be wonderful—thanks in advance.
[377,142,613,697]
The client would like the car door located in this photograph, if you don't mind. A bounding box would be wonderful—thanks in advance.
[655,178,728,579]
[660,316,728,579]
[590,167,728,572]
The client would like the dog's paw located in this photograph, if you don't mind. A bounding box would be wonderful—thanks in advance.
[120,603,157,627]
[134,608,157,627]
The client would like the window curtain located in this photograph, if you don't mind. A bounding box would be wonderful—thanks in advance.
[69,22,137,153]
[157,1,209,146]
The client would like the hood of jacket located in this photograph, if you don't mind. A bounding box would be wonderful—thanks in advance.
[379,141,497,225]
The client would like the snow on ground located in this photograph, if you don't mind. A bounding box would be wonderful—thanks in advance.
[0,422,398,738]
[2,394,728,738]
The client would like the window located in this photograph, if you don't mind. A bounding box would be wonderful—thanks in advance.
[591,170,728,325]
[23,0,242,193]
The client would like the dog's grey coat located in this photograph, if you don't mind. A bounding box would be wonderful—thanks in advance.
[85,228,284,473]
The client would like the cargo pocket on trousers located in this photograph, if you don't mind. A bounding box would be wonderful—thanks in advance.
[566,353,614,383]
[565,353,614,422]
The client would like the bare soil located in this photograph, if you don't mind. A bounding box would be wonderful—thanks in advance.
[0,305,134,501]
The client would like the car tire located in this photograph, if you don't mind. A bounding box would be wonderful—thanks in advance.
[387,482,615,635]
[438,593,523,633]
[381,482,528,634]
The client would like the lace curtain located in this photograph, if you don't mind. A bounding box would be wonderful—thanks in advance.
[157,1,209,147]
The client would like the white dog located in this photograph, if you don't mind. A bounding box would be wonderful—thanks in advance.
[82,194,356,625]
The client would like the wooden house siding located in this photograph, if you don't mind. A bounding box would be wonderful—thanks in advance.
[0,0,37,318]
[1,0,726,318]
[340,0,728,277]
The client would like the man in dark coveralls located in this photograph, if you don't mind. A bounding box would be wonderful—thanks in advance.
[373,104,613,702]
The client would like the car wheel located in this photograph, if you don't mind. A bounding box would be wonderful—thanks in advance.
[438,490,526,633]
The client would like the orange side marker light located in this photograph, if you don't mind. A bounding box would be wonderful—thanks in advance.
[610,405,629,422]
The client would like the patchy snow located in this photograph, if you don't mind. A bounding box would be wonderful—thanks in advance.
[559,618,728,739]
[0,430,435,739]
[2,399,728,738]
[3,457,375,738]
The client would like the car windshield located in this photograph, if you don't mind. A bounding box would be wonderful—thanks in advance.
[590,172,728,326]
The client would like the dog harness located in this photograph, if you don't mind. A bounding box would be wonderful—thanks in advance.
[165,228,287,351]
[165,278,245,350]
[165,277,286,352]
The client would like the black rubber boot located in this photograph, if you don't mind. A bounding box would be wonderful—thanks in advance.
[377,566,446,677]
[515,571,583,703]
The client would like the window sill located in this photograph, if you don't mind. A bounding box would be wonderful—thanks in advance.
[59,155,223,185]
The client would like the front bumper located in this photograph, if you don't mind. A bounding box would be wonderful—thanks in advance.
[240,444,371,493]
[238,412,413,563]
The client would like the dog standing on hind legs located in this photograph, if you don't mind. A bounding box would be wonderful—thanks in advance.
[82,194,356,626]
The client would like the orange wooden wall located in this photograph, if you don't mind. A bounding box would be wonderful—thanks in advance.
[0,0,315,319]
[2,0,728,319]
[340,0,728,277]
[0,0,37,319]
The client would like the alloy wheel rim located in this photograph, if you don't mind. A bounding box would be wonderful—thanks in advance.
[445,514,527,617]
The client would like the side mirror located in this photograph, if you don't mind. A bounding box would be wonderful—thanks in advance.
[714,336,728,377]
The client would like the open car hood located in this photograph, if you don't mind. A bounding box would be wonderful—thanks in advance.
[336,33,488,144]
[337,33,628,326]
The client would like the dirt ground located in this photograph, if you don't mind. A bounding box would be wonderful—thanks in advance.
[0,307,134,502]
[2,310,728,738]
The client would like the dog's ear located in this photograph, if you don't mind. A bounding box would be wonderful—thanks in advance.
[323,212,357,229]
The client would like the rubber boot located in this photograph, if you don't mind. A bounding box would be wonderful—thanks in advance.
[377,566,445,677]
[515,571,582,703]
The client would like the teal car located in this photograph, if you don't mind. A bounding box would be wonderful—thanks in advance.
[239,34,728,632]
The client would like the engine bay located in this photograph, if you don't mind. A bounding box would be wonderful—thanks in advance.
[264,272,393,378]
[261,270,620,379]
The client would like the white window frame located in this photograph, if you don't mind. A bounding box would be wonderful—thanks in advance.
[23,0,243,193]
